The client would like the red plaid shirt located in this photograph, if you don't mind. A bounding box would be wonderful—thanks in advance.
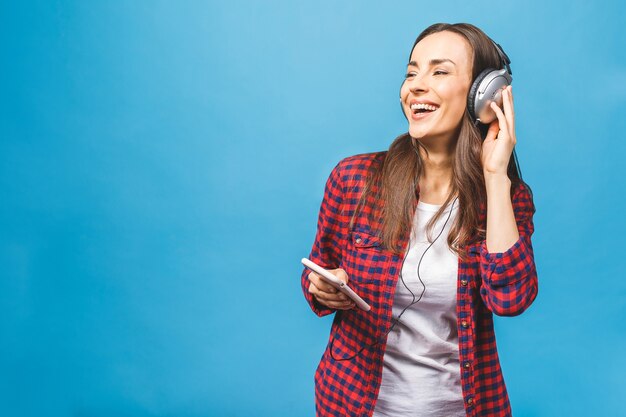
[301,151,538,417]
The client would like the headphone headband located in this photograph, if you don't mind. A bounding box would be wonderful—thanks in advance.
[490,38,512,75]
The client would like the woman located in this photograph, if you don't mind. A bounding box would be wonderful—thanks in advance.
[300,23,538,417]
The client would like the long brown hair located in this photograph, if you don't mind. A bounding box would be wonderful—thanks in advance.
[350,23,526,261]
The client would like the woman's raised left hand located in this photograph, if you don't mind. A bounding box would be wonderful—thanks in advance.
[481,85,516,176]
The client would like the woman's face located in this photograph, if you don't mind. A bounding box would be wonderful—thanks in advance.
[400,31,474,143]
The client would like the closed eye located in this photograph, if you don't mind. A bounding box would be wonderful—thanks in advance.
[404,71,448,78]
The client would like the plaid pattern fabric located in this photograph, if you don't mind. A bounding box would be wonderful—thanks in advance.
[301,151,538,417]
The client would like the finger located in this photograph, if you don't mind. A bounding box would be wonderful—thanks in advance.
[308,277,347,299]
[490,102,508,137]
[311,289,353,309]
[308,271,337,294]
[502,87,515,133]
[331,268,350,285]
[336,301,356,310]
[508,86,516,136]
[313,286,350,303]
[484,119,499,142]
[323,298,356,310]
[507,85,514,115]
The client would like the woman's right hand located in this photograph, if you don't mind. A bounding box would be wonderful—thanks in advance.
[307,268,356,310]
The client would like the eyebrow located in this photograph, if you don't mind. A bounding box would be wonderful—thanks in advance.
[408,58,456,67]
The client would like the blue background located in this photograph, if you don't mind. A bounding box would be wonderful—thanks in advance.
[1,1,625,416]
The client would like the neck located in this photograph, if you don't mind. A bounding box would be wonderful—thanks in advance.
[417,137,454,175]
[415,137,455,199]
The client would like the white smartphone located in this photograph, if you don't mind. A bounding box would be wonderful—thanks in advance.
[301,258,371,312]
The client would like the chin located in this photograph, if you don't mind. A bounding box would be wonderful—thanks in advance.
[408,117,441,139]
[409,125,433,139]
[408,121,460,142]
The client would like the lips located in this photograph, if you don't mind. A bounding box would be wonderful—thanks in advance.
[408,106,439,121]
[411,110,437,121]
[407,99,440,121]
[409,99,440,107]
[410,109,437,121]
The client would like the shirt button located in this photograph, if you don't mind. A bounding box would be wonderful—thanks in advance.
[355,238,362,244]
[461,320,469,328]
[460,279,468,286]
[467,397,474,406]
[464,361,471,369]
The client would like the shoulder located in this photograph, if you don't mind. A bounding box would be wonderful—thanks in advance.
[332,151,387,180]
[322,151,386,202]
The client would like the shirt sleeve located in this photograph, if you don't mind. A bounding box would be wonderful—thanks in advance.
[301,160,348,317]
[478,181,539,316]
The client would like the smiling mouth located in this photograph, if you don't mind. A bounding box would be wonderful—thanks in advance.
[408,102,440,118]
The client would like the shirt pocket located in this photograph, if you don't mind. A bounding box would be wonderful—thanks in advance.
[343,229,389,284]
[352,230,383,251]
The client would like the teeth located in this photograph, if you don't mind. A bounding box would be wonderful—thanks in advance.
[410,103,438,111]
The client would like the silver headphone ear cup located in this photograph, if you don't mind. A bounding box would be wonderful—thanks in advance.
[467,68,494,123]
[469,68,512,125]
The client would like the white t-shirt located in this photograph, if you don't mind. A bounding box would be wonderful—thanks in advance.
[372,199,465,417]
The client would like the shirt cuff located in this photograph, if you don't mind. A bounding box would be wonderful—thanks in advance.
[479,234,530,287]
[480,234,524,263]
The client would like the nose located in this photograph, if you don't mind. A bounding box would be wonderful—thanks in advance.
[404,72,429,95]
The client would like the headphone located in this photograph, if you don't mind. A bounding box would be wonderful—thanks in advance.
[399,36,513,126]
